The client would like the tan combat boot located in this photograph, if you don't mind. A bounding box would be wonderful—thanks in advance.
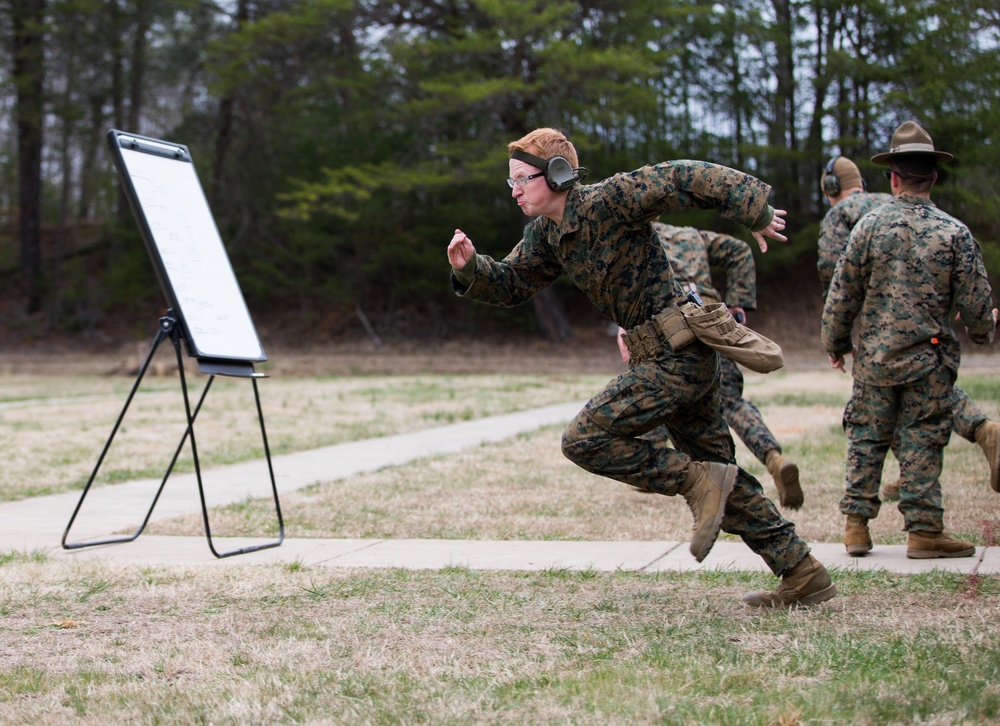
[765,450,803,510]
[679,462,737,562]
[974,421,1000,493]
[880,478,902,502]
[742,554,837,609]
[906,531,976,559]
[844,514,872,556]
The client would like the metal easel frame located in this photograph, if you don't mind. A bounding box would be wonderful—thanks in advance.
[62,310,285,558]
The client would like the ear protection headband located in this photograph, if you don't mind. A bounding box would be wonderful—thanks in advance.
[822,156,866,197]
[510,149,587,191]
[822,157,841,196]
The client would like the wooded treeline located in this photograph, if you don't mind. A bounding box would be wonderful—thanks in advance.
[2,0,999,342]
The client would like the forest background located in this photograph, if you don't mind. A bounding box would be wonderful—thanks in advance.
[1,0,999,351]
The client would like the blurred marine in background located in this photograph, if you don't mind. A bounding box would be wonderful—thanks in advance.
[616,222,804,510]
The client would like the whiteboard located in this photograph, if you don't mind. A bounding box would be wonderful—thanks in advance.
[108,130,266,363]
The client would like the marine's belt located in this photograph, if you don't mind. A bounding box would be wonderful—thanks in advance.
[621,304,698,364]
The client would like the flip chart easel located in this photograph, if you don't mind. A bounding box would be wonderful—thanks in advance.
[62,129,284,558]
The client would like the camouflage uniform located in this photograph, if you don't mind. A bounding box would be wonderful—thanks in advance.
[452,161,810,574]
[819,190,989,442]
[652,223,781,464]
[817,191,893,297]
[821,194,995,531]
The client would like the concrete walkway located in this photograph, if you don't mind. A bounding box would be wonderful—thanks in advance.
[1,401,996,576]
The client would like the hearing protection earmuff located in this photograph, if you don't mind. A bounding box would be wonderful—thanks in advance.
[822,157,841,196]
[822,156,866,197]
[510,149,587,192]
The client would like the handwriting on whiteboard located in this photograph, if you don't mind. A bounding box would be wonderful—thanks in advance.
[119,147,265,361]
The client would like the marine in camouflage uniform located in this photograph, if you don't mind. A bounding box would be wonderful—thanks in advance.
[821,122,996,558]
[818,190,893,297]
[449,128,835,607]
[818,157,999,499]
[635,222,803,508]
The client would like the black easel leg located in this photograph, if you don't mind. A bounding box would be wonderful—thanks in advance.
[181,351,285,558]
[63,311,284,558]
[63,319,173,549]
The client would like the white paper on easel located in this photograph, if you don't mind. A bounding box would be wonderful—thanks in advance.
[117,141,265,362]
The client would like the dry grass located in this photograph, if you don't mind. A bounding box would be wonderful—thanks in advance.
[1,344,1000,723]
[147,365,1000,549]
[0,367,606,501]
[0,557,998,724]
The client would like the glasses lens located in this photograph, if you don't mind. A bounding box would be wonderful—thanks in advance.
[506,177,516,188]
[883,169,893,180]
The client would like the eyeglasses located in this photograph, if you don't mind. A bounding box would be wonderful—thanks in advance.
[883,169,894,181]
[506,172,545,188]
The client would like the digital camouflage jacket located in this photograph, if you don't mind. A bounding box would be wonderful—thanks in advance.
[654,223,755,309]
[817,190,893,297]
[821,194,995,385]
[451,161,771,331]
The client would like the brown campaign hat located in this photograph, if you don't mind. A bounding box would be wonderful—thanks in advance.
[871,121,953,165]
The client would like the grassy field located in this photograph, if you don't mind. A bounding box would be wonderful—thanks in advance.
[1,353,999,724]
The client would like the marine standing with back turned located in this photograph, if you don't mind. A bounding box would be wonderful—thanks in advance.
[822,121,997,559]
[818,155,1000,503]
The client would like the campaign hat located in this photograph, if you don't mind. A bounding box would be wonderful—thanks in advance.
[871,121,953,165]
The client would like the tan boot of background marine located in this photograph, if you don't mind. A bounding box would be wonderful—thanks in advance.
[679,462,737,562]
[974,421,1000,493]
[880,478,902,501]
[906,531,976,559]
[844,514,872,556]
[765,450,803,510]
[742,554,837,609]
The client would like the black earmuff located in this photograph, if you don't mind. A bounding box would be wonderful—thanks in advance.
[510,149,587,192]
[822,157,841,197]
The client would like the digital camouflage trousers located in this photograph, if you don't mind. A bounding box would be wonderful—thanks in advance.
[718,355,781,464]
[840,365,957,532]
[560,343,809,575]
[950,387,988,442]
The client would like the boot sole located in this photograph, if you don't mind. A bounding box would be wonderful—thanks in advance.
[906,547,976,559]
[846,543,872,556]
[793,583,838,608]
[743,582,839,609]
[690,464,736,563]
[776,462,803,509]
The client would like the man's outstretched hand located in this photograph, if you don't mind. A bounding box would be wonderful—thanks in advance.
[752,208,787,253]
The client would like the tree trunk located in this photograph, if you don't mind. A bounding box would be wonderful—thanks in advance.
[109,0,130,225]
[76,94,104,220]
[769,0,801,215]
[126,0,150,132]
[11,0,47,314]
[211,0,250,208]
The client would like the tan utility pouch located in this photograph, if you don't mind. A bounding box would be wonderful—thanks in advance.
[621,306,696,363]
[654,306,696,352]
[679,302,784,373]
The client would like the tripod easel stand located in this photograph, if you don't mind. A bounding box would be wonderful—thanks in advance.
[62,310,285,558]
[63,129,285,558]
